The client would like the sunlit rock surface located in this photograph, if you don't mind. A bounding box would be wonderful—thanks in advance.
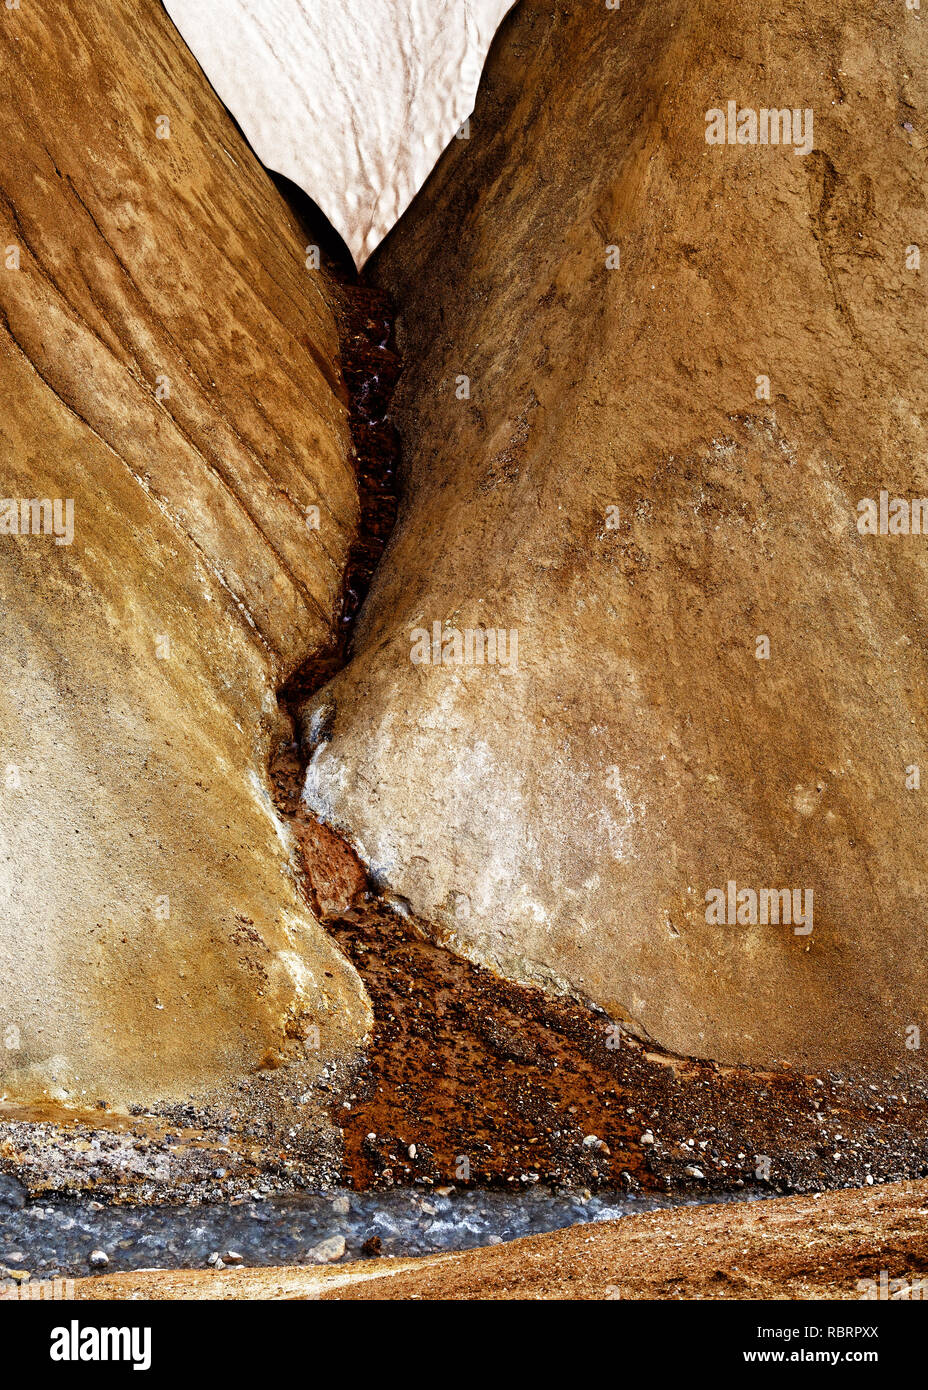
[163,0,516,266]
[0,0,370,1111]
[303,0,928,1072]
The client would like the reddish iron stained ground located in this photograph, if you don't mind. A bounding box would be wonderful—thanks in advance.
[323,896,928,1195]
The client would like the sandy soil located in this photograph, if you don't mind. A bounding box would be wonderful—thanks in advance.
[70,1177,928,1301]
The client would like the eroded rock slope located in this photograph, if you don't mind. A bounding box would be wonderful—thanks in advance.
[0,0,370,1116]
[302,0,928,1073]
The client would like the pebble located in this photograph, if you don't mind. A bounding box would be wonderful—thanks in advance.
[640,1131,655,1145]
[331,1195,351,1217]
[309,1235,346,1264]
[88,1249,109,1267]
[0,1175,27,1210]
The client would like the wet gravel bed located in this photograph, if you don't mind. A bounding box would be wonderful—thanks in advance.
[0,1178,773,1282]
[321,902,928,1196]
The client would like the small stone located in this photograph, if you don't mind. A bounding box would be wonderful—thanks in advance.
[309,1235,346,1264]
[207,1252,220,1266]
[640,1130,655,1145]
[408,1144,417,1159]
[684,1165,705,1179]
[0,1176,27,1210]
[331,1194,350,1216]
[88,1250,109,1268]
[224,1251,244,1265]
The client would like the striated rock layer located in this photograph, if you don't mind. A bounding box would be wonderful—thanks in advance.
[302,0,928,1073]
[0,0,370,1118]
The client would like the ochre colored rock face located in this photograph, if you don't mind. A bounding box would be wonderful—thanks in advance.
[302,0,928,1072]
[0,0,370,1108]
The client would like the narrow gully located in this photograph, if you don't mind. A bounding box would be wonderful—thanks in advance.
[1,217,926,1280]
[264,229,928,1205]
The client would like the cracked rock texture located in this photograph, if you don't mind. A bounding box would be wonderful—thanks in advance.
[303,0,928,1072]
[0,0,370,1109]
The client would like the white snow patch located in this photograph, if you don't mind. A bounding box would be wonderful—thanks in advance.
[163,0,517,266]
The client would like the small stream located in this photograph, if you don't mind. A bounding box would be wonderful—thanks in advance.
[0,1180,771,1281]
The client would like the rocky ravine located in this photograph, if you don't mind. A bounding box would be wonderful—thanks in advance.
[2,0,928,1219]
[303,0,928,1076]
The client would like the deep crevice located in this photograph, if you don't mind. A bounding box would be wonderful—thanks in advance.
[261,192,928,1203]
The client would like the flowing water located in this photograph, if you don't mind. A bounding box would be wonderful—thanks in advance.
[0,1179,772,1281]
